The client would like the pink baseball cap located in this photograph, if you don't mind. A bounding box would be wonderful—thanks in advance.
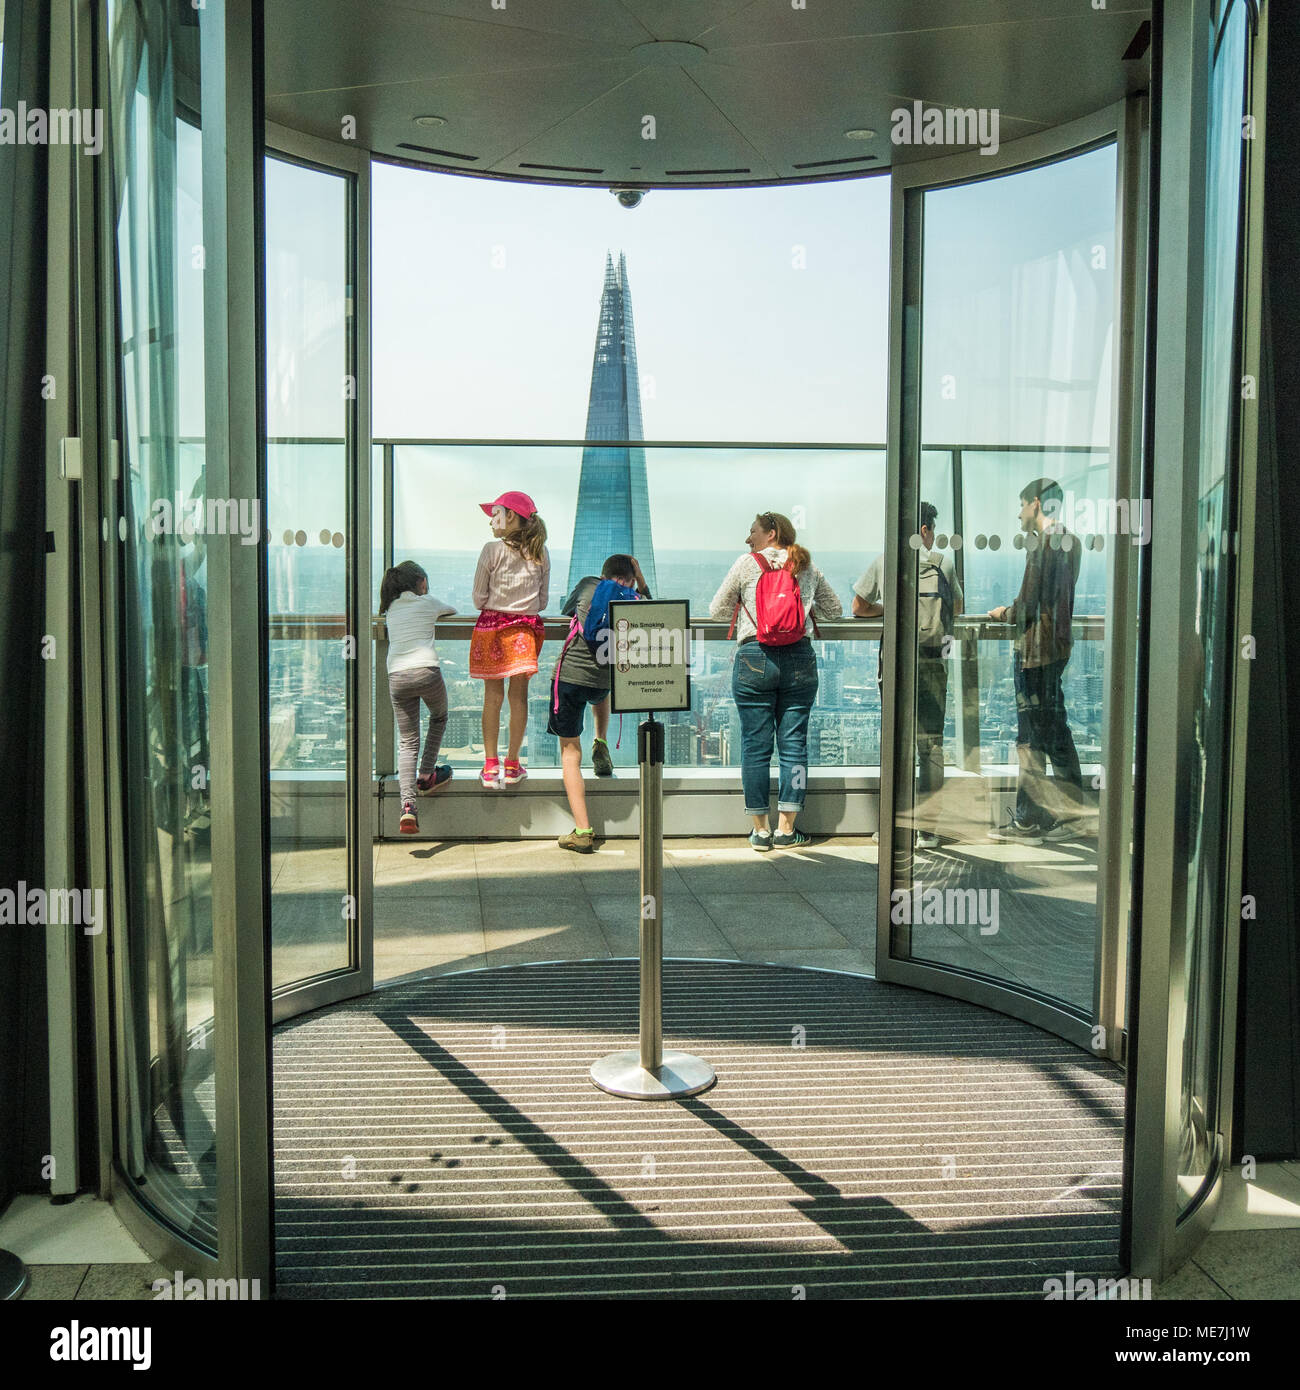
[480,491,537,518]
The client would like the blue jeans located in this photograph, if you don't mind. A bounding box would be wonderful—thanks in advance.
[731,638,819,815]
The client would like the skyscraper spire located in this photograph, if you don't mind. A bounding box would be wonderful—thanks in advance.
[567,252,657,594]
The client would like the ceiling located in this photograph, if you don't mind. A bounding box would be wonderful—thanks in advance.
[264,0,1151,189]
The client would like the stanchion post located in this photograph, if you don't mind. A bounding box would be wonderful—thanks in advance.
[590,707,714,1100]
[639,715,664,1073]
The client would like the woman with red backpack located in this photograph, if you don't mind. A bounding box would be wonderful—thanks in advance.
[709,512,843,850]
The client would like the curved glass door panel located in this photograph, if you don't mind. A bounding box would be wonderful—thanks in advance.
[265,153,358,994]
[107,1,217,1253]
[881,121,1135,1045]
[1177,0,1251,1216]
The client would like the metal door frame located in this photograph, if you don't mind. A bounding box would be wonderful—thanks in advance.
[263,120,375,1025]
[875,101,1139,1059]
[1127,0,1263,1282]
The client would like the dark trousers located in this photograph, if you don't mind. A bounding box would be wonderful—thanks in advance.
[877,652,948,820]
[1013,655,1084,828]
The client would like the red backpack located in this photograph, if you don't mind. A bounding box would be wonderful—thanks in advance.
[728,552,818,646]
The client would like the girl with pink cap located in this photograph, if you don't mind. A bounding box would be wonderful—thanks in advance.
[470,491,550,787]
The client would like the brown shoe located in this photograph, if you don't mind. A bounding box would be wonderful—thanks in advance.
[558,828,597,854]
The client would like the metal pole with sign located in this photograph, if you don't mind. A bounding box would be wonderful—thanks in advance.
[590,600,715,1100]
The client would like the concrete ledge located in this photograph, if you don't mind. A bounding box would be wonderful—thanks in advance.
[268,768,1035,841]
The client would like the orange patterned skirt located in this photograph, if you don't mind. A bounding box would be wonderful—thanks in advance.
[469,610,544,680]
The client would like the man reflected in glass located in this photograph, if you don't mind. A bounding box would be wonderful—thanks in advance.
[987,477,1086,844]
[853,501,962,848]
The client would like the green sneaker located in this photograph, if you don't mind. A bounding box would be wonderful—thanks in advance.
[591,737,614,777]
[558,827,597,854]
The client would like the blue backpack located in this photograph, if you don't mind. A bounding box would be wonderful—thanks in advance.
[552,578,641,714]
[582,577,641,646]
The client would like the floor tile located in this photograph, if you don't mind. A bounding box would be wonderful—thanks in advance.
[374,894,481,934]
[18,1264,88,1300]
[1153,1261,1231,1300]
[374,951,490,985]
[479,896,602,932]
[800,890,874,937]
[375,842,481,894]
[597,909,735,959]
[1212,1164,1300,1230]
[731,947,873,975]
[0,1193,153,1265]
[485,935,610,966]
[1190,1228,1300,1299]
[375,953,490,986]
[673,864,793,894]
[77,1262,174,1301]
[695,893,851,949]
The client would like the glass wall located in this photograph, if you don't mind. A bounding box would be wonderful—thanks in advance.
[889,141,1121,1016]
[107,0,217,1251]
[265,153,353,990]
[380,442,884,772]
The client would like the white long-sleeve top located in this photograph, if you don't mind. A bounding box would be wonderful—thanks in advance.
[385,591,457,672]
[709,547,843,643]
[471,539,550,614]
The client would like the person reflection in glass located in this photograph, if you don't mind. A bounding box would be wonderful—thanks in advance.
[853,501,962,848]
[987,477,1086,844]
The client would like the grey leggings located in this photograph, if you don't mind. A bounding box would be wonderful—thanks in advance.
[389,665,448,805]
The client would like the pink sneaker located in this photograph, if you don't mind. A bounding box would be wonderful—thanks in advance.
[480,758,501,789]
[399,801,418,834]
[502,759,527,785]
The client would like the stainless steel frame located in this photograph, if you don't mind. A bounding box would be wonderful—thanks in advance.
[876,102,1134,1055]
[263,121,376,1025]
[43,0,82,1202]
[1128,0,1263,1282]
[200,0,273,1284]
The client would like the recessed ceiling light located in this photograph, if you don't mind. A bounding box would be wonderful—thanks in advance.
[844,128,876,140]
[414,115,447,128]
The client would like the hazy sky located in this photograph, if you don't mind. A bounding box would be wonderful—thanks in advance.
[255,143,1116,553]
[370,164,892,444]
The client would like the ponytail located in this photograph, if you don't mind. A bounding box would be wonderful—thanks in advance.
[755,511,811,574]
[504,510,547,565]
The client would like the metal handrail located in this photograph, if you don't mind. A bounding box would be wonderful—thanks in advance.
[267,614,1107,641]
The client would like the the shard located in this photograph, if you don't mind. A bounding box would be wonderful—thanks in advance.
[566,252,658,594]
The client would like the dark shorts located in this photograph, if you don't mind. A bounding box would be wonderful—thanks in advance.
[546,680,609,739]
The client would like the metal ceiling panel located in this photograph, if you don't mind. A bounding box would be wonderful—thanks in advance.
[264,0,1152,186]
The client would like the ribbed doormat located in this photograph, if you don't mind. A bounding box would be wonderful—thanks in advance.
[274,960,1123,1300]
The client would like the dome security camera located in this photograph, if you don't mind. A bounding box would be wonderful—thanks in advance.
[611,188,645,209]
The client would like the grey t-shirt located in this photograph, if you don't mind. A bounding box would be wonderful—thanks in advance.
[853,551,964,612]
[556,577,610,691]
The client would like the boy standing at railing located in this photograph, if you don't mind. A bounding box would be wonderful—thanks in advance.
[548,554,650,852]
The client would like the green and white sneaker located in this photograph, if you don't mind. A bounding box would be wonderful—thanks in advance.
[591,737,614,777]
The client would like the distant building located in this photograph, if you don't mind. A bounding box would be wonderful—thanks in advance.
[666,722,696,766]
[567,253,658,594]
